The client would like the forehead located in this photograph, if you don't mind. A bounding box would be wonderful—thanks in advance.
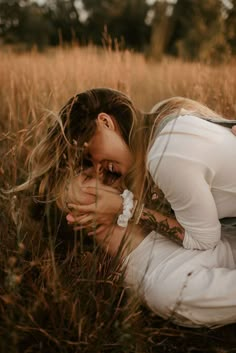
[81,143,104,161]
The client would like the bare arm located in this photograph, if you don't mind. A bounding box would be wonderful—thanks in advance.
[91,206,184,257]
[61,172,184,253]
[62,173,185,251]
[139,208,184,246]
[92,223,145,258]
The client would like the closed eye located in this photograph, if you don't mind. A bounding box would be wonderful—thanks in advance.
[81,158,93,169]
[74,158,93,175]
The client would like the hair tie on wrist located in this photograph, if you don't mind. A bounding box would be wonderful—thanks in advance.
[117,189,135,228]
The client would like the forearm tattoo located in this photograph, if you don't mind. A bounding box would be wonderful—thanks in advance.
[139,210,184,246]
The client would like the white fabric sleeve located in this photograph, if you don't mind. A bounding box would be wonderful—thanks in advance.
[148,154,221,250]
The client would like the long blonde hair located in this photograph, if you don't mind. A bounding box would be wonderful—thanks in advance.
[12,88,140,206]
[11,94,223,215]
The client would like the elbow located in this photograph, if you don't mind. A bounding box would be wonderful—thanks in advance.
[183,229,221,250]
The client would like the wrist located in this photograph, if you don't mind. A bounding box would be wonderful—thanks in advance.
[117,189,136,228]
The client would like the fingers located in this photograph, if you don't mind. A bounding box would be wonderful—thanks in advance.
[81,185,120,195]
[66,212,100,233]
[67,203,96,213]
[88,224,108,236]
[73,213,95,225]
[78,186,98,195]
[66,213,75,223]
[66,212,96,225]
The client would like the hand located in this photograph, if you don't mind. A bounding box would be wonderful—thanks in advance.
[78,223,131,257]
[65,170,123,228]
[66,184,123,228]
[66,171,97,206]
[56,171,96,211]
[83,223,144,257]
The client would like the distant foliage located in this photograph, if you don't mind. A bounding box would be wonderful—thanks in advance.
[0,0,236,61]
[151,0,233,62]
[225,0,236,55]
[82,0,150,50]
[172,0,231,63]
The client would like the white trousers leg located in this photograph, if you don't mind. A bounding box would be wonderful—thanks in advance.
[124,231,236,328]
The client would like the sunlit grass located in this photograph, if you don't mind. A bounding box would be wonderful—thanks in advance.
[1,45,236,134]
[1,45,236,352]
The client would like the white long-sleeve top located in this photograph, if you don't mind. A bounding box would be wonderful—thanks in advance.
[147,115,236,250]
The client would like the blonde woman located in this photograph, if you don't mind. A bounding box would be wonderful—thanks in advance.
[17,88,236,327]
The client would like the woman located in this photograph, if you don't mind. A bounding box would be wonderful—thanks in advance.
[17,88,236,327]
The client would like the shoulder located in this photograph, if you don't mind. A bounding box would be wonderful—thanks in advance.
[147,115,220,183]
[157,114,227,139]
[148,114,228,163]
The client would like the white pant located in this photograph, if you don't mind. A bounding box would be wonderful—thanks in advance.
[124,228,236,328]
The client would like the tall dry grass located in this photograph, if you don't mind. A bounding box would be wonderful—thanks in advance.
[1,45,236,133]
[1,45,236,353]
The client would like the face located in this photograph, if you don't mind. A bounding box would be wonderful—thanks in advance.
[84,113,133,179]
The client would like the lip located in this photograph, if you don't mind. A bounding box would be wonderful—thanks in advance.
[104,160,117,172]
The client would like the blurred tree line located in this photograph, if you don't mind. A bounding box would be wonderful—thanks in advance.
[0,0,236,62]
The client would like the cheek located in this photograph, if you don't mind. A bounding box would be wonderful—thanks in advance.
[124,147,133,164]
[117,140,130,156]
[120,153,133,175]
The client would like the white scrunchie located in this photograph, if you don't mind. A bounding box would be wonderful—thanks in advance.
[117,189,135,228]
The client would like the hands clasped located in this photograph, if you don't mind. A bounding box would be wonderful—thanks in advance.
[65,173,123,235]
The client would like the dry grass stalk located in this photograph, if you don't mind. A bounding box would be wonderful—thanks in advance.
[1,45,236,352]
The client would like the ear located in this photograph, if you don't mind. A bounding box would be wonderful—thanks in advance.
[97,113,115,131]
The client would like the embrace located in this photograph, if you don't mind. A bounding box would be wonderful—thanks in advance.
[17,88,236,328]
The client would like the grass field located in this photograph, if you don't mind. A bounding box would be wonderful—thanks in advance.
[1,45,236,353]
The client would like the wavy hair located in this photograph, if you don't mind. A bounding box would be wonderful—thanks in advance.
[12,88,140,207]
[12,93,223,217]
